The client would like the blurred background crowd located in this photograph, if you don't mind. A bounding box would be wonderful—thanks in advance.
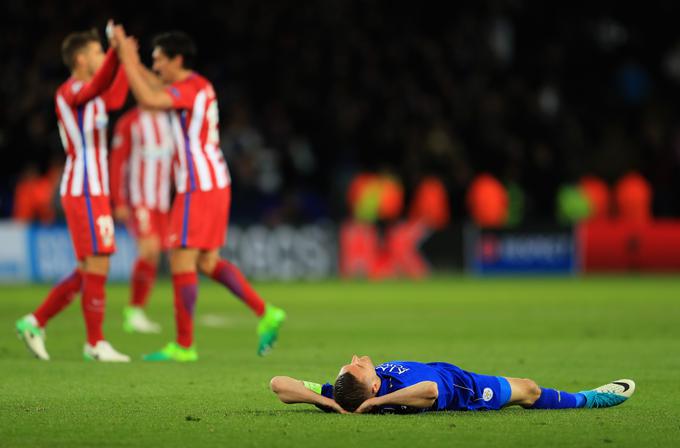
[2,0,680,227]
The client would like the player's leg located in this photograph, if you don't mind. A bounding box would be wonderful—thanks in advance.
[124,234,161,333]
[72,196,129,362]
[506,376,635,409]
[143,247,199,362]
[33,268,83,325]
[198,249,286,356]
[505,377,586,409]
[198,250,265,315]
[15,262,84,360]
[80,255,130,362]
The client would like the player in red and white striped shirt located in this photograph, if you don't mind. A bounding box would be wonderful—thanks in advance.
[113,27,286,361]
[16,23,131,362]
[110,107,174,333]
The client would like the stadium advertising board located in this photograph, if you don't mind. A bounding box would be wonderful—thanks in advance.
[465,225,578,275]
[579,220,680,272]
[221,224,338,280]
[0,221,337,282]
[0,222,31,282]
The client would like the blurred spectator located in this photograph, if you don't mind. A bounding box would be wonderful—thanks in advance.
[615,172,652,222]
[466,174,508,228]
[579,176,611,221]
[408,176,450,230]
[12,162,61,224]
[557,185,591,225]
[347,173,404,223]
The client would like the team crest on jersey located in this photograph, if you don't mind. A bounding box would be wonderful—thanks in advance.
[482,387,494,402]
[71,81,83,93]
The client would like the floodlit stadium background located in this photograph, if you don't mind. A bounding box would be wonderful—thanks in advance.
[3,1,680,280]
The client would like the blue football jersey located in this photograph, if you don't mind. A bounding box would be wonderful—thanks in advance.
[321,361,506,413]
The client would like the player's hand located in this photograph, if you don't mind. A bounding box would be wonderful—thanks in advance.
[106,20,116,47]
[321,398,348,414]
[354,398,380,414]
[111,25,128,55]
[330,401,349,414]
[113,205,131,222]
[120,36,140,65]
[129,36,139,53]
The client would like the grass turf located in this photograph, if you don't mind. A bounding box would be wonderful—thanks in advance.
[1,276,680,447]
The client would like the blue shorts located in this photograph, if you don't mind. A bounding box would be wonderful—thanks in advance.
[465,373,512,410]
[426,362,513,411]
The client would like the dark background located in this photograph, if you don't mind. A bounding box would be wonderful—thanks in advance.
[2,0,680,224]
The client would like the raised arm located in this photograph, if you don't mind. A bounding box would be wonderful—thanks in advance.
[101,65,129,111]
[138,64,164,90]
[355,381,438,414]
[270,376,347,414]
[65,49,120,107]
[116,33,174,110]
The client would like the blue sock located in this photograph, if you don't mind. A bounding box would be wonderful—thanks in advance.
[530,388,586,409]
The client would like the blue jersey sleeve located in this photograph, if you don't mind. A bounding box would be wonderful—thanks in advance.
[321,383,334,399]
[313,383,335,413]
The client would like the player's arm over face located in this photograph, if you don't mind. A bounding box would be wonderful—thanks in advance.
[270,376,347,414]
[355,381,439,414]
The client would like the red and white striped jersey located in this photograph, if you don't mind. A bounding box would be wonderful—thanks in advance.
[165,73,231,194]
[55,49,128,198]
[110,108,174,212]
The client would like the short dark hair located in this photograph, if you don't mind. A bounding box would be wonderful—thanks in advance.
[61,29,100,69]
[333,372,371,412]
[152,31,197,69]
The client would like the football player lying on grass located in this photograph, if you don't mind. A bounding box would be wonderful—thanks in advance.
[270,355,635,414]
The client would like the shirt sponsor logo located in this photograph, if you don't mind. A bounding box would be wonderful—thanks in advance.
[376,363,410,375]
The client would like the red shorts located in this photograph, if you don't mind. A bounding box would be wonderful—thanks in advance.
[168,188,231,250]
[128,207,170,248]
[62,195,116,260]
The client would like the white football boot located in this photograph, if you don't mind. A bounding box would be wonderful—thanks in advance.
[83,341,131,362]
[580,379,636,408]
[15,314,50,360]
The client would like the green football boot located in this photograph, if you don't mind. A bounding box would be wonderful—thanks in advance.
[16,314,49,360]
[257,304,287,356]
[143,342,198,362]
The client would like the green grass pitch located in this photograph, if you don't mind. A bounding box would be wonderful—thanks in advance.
[1,277,680,447]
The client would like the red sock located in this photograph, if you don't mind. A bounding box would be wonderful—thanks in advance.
[33,269,82,327]
[130,259,157,307]
[81,272,107,346]
[173,272,198,348]
[210,259,265,316]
